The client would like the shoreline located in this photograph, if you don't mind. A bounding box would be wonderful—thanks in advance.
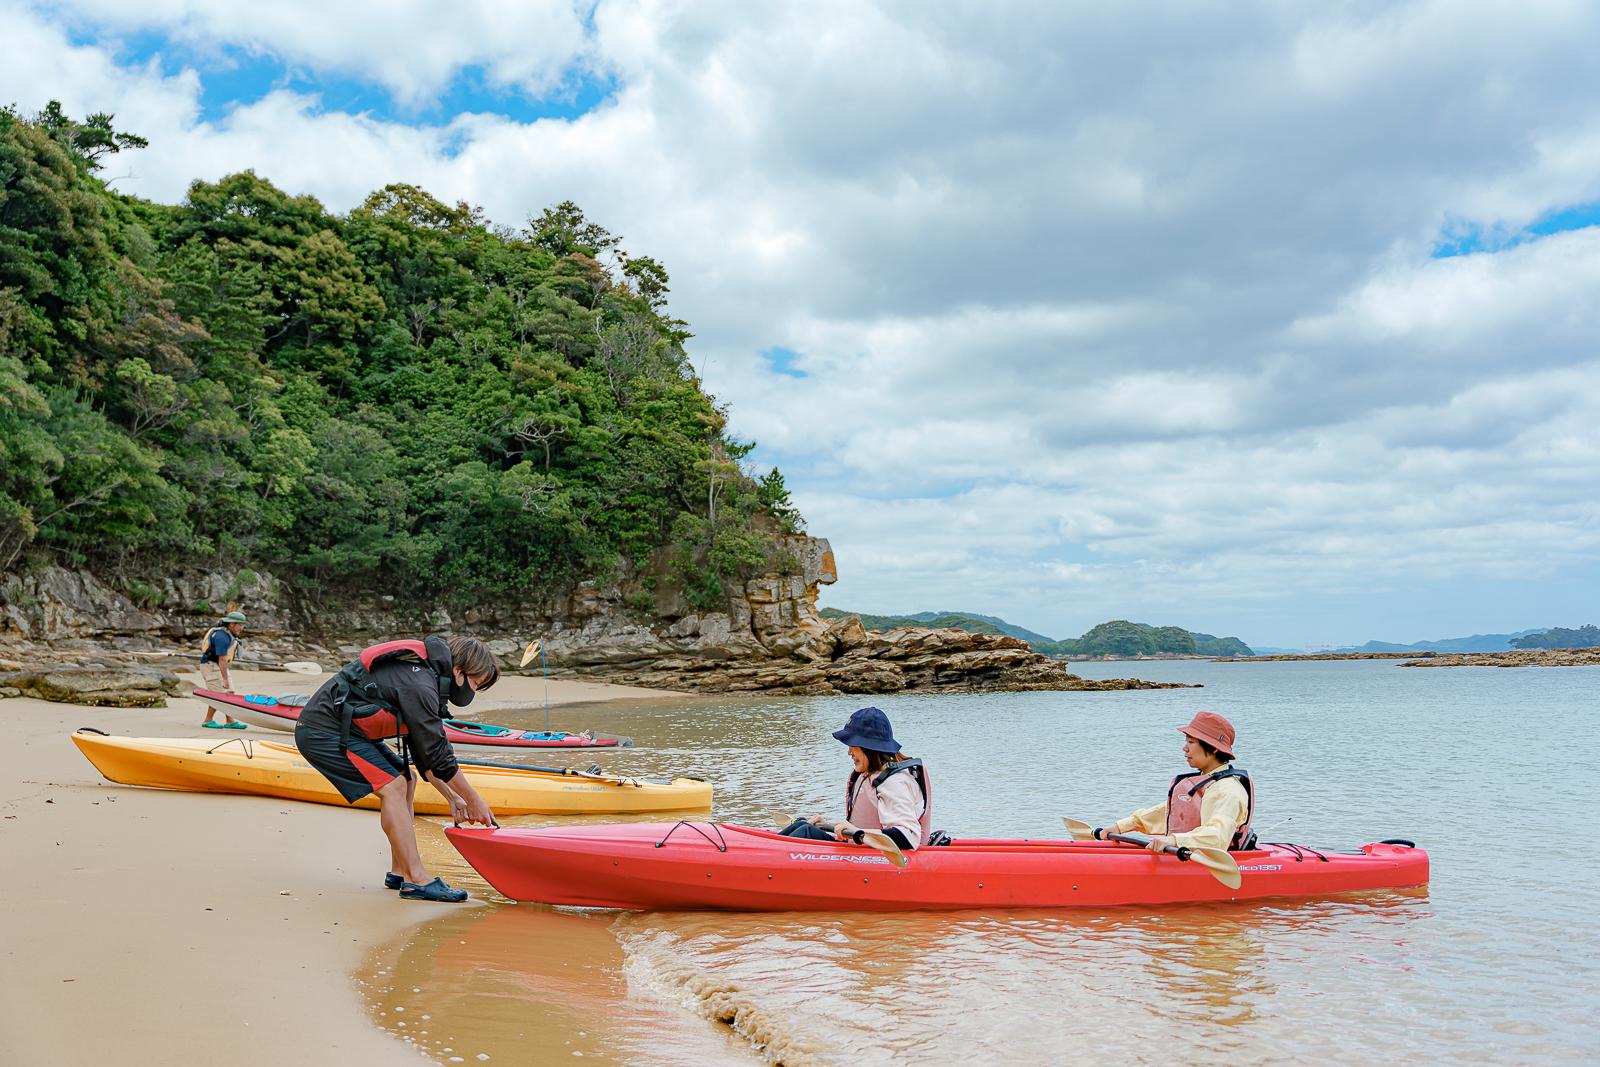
[1214,648,1600,666]
[1213,651,1425,662]
[2,666,680,1066]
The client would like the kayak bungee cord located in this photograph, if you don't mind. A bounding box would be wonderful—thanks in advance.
[1268,842,1330,863]
[654,821,729,852]
[204,736,256,758]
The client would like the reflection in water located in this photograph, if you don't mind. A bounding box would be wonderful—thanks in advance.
[358,904,754,1066]
[358,664,1600,1065]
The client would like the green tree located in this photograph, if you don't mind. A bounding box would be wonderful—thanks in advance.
[33,101,149,171]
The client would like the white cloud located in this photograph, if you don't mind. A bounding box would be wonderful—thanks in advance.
[3,0,1599,644]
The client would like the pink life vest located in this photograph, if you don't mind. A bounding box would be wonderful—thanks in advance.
[845,758,932,846]
[1166,765,1256,850]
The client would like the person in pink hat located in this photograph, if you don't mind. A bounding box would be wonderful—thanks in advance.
[1093,711,1257,853]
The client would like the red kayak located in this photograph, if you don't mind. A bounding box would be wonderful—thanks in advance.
[446,822,1428,911]
[193,690,630,751]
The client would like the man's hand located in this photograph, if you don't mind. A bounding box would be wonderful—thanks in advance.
[460,794,498,828]
[834,819,859,842]
[1146,834,1175,854]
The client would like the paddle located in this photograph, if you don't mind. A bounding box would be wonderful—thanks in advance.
[771,811,908,868]
[1060,817,1240,889]
[450,753,673,787]
[521,638,554,732]
[129,651,323,675]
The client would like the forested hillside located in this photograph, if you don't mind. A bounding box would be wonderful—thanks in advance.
[0,104,800,610]
[1511,625,1600,650]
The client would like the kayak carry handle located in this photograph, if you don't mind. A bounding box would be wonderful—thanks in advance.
[1379,838,1417,848]
[75,726,111,736]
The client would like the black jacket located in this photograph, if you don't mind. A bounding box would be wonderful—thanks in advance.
[298,638,460,781]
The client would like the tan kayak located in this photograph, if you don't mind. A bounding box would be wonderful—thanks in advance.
[71,730,712,815]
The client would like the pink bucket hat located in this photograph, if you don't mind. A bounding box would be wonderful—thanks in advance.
[1178,711,1236,758]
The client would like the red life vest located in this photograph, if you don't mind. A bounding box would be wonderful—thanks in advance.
[332,638,451,747]
[845,758,932,846]
[1166,765,1256,850]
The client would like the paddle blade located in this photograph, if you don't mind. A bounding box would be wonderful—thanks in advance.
[860,829,909,868]
[770,811,798,829]
[520,639,542,668]
[1061,817,1096,842]
[1188,846,1243,890]
[282,661,323,676]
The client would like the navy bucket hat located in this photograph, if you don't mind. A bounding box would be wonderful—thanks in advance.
[832,706,901,754]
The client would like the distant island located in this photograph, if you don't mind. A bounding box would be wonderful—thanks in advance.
[1248,623,1599,658]
[817,610,1253,659]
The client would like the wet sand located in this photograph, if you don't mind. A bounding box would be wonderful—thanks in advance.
[0,667,679,1066]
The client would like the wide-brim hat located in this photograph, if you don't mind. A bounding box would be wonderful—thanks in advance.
[221,610,247,624]
[1178,710,1236,757]
[831,706,901,754]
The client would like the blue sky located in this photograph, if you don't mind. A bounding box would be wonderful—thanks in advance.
[89,30,618,127]
[5,0,1599,647]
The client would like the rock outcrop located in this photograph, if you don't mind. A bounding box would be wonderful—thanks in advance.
[1400,648,1600,668]
[574,617,1195,695]
[0,666,182,707]
[0,533,1195,696]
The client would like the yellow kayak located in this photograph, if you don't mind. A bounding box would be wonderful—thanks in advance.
[71,731,712,815]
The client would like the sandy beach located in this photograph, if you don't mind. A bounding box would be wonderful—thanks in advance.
[0,667,677,1067]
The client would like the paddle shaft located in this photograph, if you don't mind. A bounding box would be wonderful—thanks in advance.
[137,651,320,673]
[450,753,668,786]
[1106,831,1194,861]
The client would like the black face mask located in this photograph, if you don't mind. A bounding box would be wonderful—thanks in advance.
[447,677,476,708]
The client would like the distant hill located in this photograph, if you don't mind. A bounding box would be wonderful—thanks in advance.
[1335,629,1547,654]
[1036,620,1252,658]
[820,610,1252,657]
[895,610,1056,645]
[818,608,1012,638]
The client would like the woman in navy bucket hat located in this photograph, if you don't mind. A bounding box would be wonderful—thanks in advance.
[779,707,932,850]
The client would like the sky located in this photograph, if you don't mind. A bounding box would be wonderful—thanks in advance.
[4,0,1599,648]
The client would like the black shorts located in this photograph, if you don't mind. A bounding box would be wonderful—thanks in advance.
[294,723,410,804]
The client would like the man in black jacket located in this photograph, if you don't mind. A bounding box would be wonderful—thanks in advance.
[295,635,500,902]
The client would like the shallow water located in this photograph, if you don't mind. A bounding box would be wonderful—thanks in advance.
[361,659,1600,1064]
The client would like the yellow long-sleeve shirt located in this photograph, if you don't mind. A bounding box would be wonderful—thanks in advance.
[1112,774,1249,852]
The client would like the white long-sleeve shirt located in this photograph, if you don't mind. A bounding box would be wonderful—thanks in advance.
[851,771,926,849]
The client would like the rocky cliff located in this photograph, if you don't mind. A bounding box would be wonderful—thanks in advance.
[0,534,1193,696]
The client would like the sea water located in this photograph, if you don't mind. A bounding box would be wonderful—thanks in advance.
[362,658,1600,1064]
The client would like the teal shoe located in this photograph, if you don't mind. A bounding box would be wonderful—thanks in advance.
[224,721,248,729]
[201,721,225,729]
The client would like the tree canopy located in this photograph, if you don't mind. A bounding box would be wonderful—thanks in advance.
[0,103,802,610]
